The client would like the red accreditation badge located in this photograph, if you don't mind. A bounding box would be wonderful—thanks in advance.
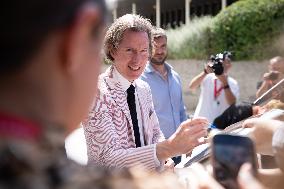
[214,79,223,105]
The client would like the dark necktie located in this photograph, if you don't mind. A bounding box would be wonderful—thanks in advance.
[127,84,141,147]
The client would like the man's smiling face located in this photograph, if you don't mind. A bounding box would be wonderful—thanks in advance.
[112,29,150,81]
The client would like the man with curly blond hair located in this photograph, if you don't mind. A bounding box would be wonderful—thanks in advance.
[83,14,208,171]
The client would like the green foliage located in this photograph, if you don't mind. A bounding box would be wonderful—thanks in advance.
[211,0,284,60]
[167,0,284,60]
[167,16,213,60]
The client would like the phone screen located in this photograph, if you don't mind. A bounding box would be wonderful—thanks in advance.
[212,134,257,189]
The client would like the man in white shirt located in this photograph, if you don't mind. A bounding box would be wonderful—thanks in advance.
[189,52,239,125]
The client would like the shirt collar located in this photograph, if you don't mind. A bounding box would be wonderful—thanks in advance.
[145,61,172,74]
[113,66,136,92]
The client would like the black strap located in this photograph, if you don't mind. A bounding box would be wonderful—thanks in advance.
[127,85,141,147]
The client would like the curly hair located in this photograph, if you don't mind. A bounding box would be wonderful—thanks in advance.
[104,14,153,62]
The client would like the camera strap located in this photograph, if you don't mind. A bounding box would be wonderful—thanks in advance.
[214,79,223,100]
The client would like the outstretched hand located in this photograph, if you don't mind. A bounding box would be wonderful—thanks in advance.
[167,117,209,156]
[242,118,283,155]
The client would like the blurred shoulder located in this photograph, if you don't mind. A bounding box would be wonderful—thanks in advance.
[136,78,151,91]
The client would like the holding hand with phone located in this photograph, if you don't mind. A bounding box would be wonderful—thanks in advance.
[184,117,284,189]
[183,134,264,189]
[211,134,258,189]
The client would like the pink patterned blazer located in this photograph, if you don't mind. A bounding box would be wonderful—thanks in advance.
[83,66,165,170]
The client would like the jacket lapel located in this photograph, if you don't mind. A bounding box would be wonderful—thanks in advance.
[104,66,134,133]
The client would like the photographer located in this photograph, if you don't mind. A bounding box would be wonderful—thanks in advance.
[256,56,284,98]
[189,52,239,124]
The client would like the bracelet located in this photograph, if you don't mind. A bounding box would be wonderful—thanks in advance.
[223,84,230,89]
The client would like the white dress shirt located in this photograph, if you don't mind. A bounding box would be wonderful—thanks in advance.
[113,67,145,146]
[113,67,162,168]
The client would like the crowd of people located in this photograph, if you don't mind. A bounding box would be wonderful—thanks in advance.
[0,0,284,188]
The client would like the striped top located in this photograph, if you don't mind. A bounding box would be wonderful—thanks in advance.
[83,66,165,171]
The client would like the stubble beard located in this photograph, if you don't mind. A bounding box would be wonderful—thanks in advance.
[151,54,167,65]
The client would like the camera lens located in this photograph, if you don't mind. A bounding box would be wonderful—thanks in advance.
[208,54,224,75]
[214,64,224,75]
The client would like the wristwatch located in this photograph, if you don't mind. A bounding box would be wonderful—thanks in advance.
[223,84,230,89]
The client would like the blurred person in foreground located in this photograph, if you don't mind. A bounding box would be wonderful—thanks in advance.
[140,27,187,165]
[83,14,208,171]
[241,118,284,189]
[256,56,284,98]
[189,53,239,125]
[0,0,110,188]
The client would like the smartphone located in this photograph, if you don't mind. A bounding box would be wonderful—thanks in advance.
[211,134,257,189]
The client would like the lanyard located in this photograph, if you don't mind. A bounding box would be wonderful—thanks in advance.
[214,79,223,100]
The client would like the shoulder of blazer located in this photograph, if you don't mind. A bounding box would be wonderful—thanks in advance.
[95,73,116,106]
[98,73,109,94]
[136,78,151,92]
[135,79,153,105]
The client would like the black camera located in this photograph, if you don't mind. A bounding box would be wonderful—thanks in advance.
[208,51,232,76]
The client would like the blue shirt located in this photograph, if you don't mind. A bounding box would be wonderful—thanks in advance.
[140,62,187,139]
